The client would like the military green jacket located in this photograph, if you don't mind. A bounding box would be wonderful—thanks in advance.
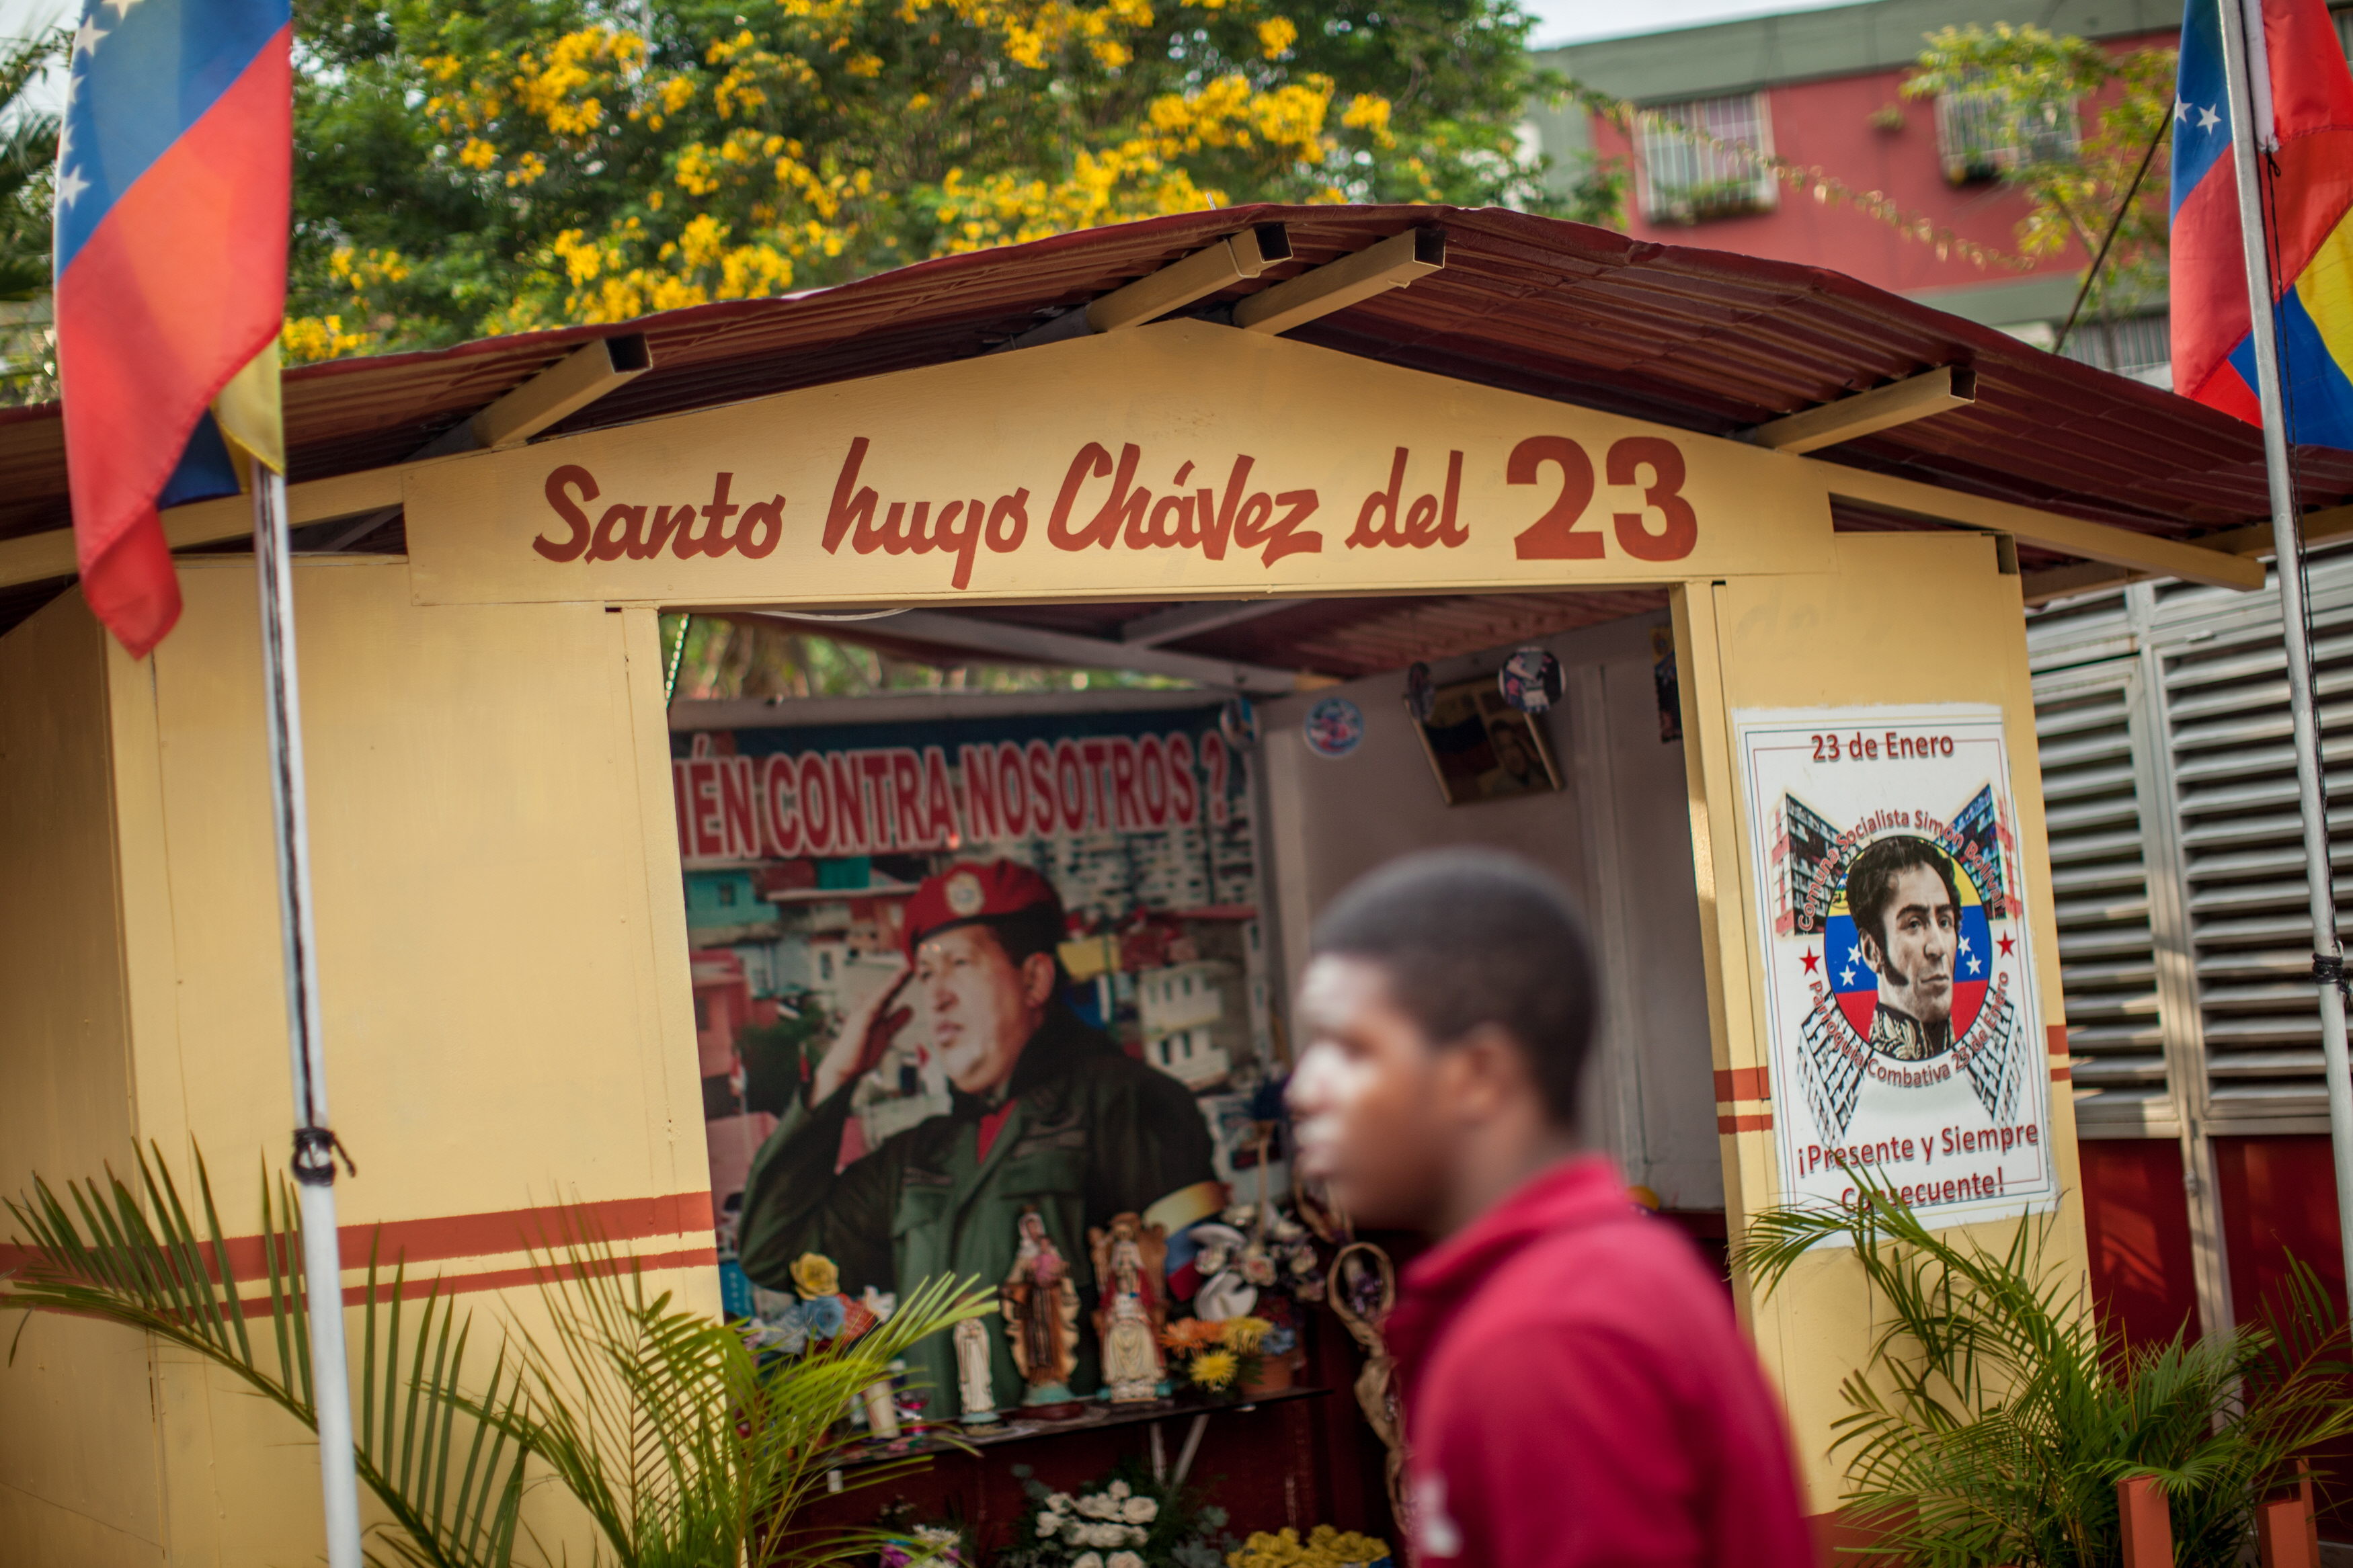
[735,1005,1218,1413]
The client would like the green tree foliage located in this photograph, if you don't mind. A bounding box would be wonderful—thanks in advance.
[289,0,1570,356]
[1905,24,2177,326]
[0,28,63,405]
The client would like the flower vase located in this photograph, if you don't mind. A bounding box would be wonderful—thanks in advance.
[1240,1353,1295,1397]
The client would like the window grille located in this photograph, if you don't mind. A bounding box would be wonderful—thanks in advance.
[2161,618,2353,1118]
[1636,93,1776,223]
[1936,86,2079,183]
[2059,314,2172,384]
[2030,554,2353,1141]
[2035,672,2173,1126]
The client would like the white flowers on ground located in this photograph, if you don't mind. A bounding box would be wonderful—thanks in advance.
[1035,1480,1156,1557]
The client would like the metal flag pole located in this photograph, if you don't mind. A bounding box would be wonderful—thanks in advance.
[252,466,364,1568]
[2215,0,2353,1287]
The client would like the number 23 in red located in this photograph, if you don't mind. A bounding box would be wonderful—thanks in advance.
[1508,434,1698,563]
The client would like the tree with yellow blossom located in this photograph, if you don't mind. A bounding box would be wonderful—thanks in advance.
[288,0,1591,356]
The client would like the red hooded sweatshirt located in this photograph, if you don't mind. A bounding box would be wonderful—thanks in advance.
[1384,1156,1814,1567]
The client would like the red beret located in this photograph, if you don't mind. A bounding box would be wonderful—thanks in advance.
[904,860,1064,955]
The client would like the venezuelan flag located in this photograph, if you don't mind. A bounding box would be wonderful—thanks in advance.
[2171,0,2353,450]
[54,0,291,656]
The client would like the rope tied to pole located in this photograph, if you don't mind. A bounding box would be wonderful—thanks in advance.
[292,1126,359,1184]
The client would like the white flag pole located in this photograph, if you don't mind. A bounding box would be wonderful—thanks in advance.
[2215,0,2353,1289]
[251,466,364,1568]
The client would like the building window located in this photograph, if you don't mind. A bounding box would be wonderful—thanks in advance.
[1636,93,1776,224]
[2059,312,2171,386]
[1935,85,2079,183]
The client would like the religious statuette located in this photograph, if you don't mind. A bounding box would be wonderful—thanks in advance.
[1088,1211,1169,1403]
[1001,1204,1082,1417]
[953,1314,999,1426]
[861,1378,901,1440]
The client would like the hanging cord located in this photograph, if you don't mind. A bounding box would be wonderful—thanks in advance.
[664,613,692,708]
[2258,143,2348,995]
[2052,110,2171,356]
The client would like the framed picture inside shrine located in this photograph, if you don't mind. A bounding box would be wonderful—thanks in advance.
[1408,677,1562,806]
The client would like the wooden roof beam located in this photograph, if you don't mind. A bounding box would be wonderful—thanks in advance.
[1119,597,1304,647]
[1005,226,1293,349]
[0,465,404,590]
[760,607,1313,692]
[2020,503,2353,604]
[1232,226,1445,336]
[414,333,652,459]
[305,333,655,550]
[1745,366,1977,455]
[1821,464,2267,593]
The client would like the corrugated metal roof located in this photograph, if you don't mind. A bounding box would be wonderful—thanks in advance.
[4,202,2321,672]
[1,202,2318,544]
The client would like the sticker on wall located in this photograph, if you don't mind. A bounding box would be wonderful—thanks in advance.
[1498,646,1562,714]
[1733,704,2055,1233]
[1403,661,1436,723]
[1302,696,1366,760]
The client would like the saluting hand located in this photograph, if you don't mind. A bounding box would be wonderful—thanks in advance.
[810,960,914,1106]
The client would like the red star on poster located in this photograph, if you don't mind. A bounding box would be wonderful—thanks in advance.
[1800,949,1819,973]
[1997,934,2015,956]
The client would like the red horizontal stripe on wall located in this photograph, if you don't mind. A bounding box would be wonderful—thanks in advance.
[2050,1065,2073,1082]
[1716,1112,1773,1134]
[0,1190,713,1283]
[1712,1066,1770,1103]
[2046,1024,2069,1058]
[231,1243,723,1319]
[332,1190,713,1272]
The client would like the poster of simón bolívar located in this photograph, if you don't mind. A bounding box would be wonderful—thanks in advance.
[1735,704,2056,1229]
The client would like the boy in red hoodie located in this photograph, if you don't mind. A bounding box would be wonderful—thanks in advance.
[1287,849,1814,1567]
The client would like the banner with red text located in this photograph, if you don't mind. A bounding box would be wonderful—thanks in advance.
[1736,704,2055,1230]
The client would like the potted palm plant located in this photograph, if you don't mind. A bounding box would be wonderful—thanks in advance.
[1,1143,992,1567]
[1741,1171,2353,1566]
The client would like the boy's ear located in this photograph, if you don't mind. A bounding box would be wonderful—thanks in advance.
[1443,1022,1537,1122]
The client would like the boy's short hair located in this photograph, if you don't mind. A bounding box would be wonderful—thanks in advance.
[1310,849,1598,1124]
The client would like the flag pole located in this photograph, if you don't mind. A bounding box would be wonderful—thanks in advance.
[251,465,364,1568]
[2215,0,2353,1290]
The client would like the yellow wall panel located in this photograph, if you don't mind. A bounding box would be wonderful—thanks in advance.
[1683,533,2087,1511]
[0,589,167,1557]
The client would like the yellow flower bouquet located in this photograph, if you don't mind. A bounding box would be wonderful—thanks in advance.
[1227,1524,1392,1568]
[1158,1315,1271,1395]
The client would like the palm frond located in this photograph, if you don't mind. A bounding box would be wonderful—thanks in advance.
[485,1211,998,1568]
[1743,1164,2353,1567]
[1,1143,527,1568]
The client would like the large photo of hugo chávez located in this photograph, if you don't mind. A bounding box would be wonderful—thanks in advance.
[675,706,1265,1413]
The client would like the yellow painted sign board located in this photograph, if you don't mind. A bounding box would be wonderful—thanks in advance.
[404,320,1836,607]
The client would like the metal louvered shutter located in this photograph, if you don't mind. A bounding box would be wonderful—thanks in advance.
[2162,617,2353,1125]
[2034,669,2172,1126]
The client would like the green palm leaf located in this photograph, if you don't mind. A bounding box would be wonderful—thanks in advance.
[2,1143,528,1568]
[491,1215,995,1568]
[1741,1167,2353,1567]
